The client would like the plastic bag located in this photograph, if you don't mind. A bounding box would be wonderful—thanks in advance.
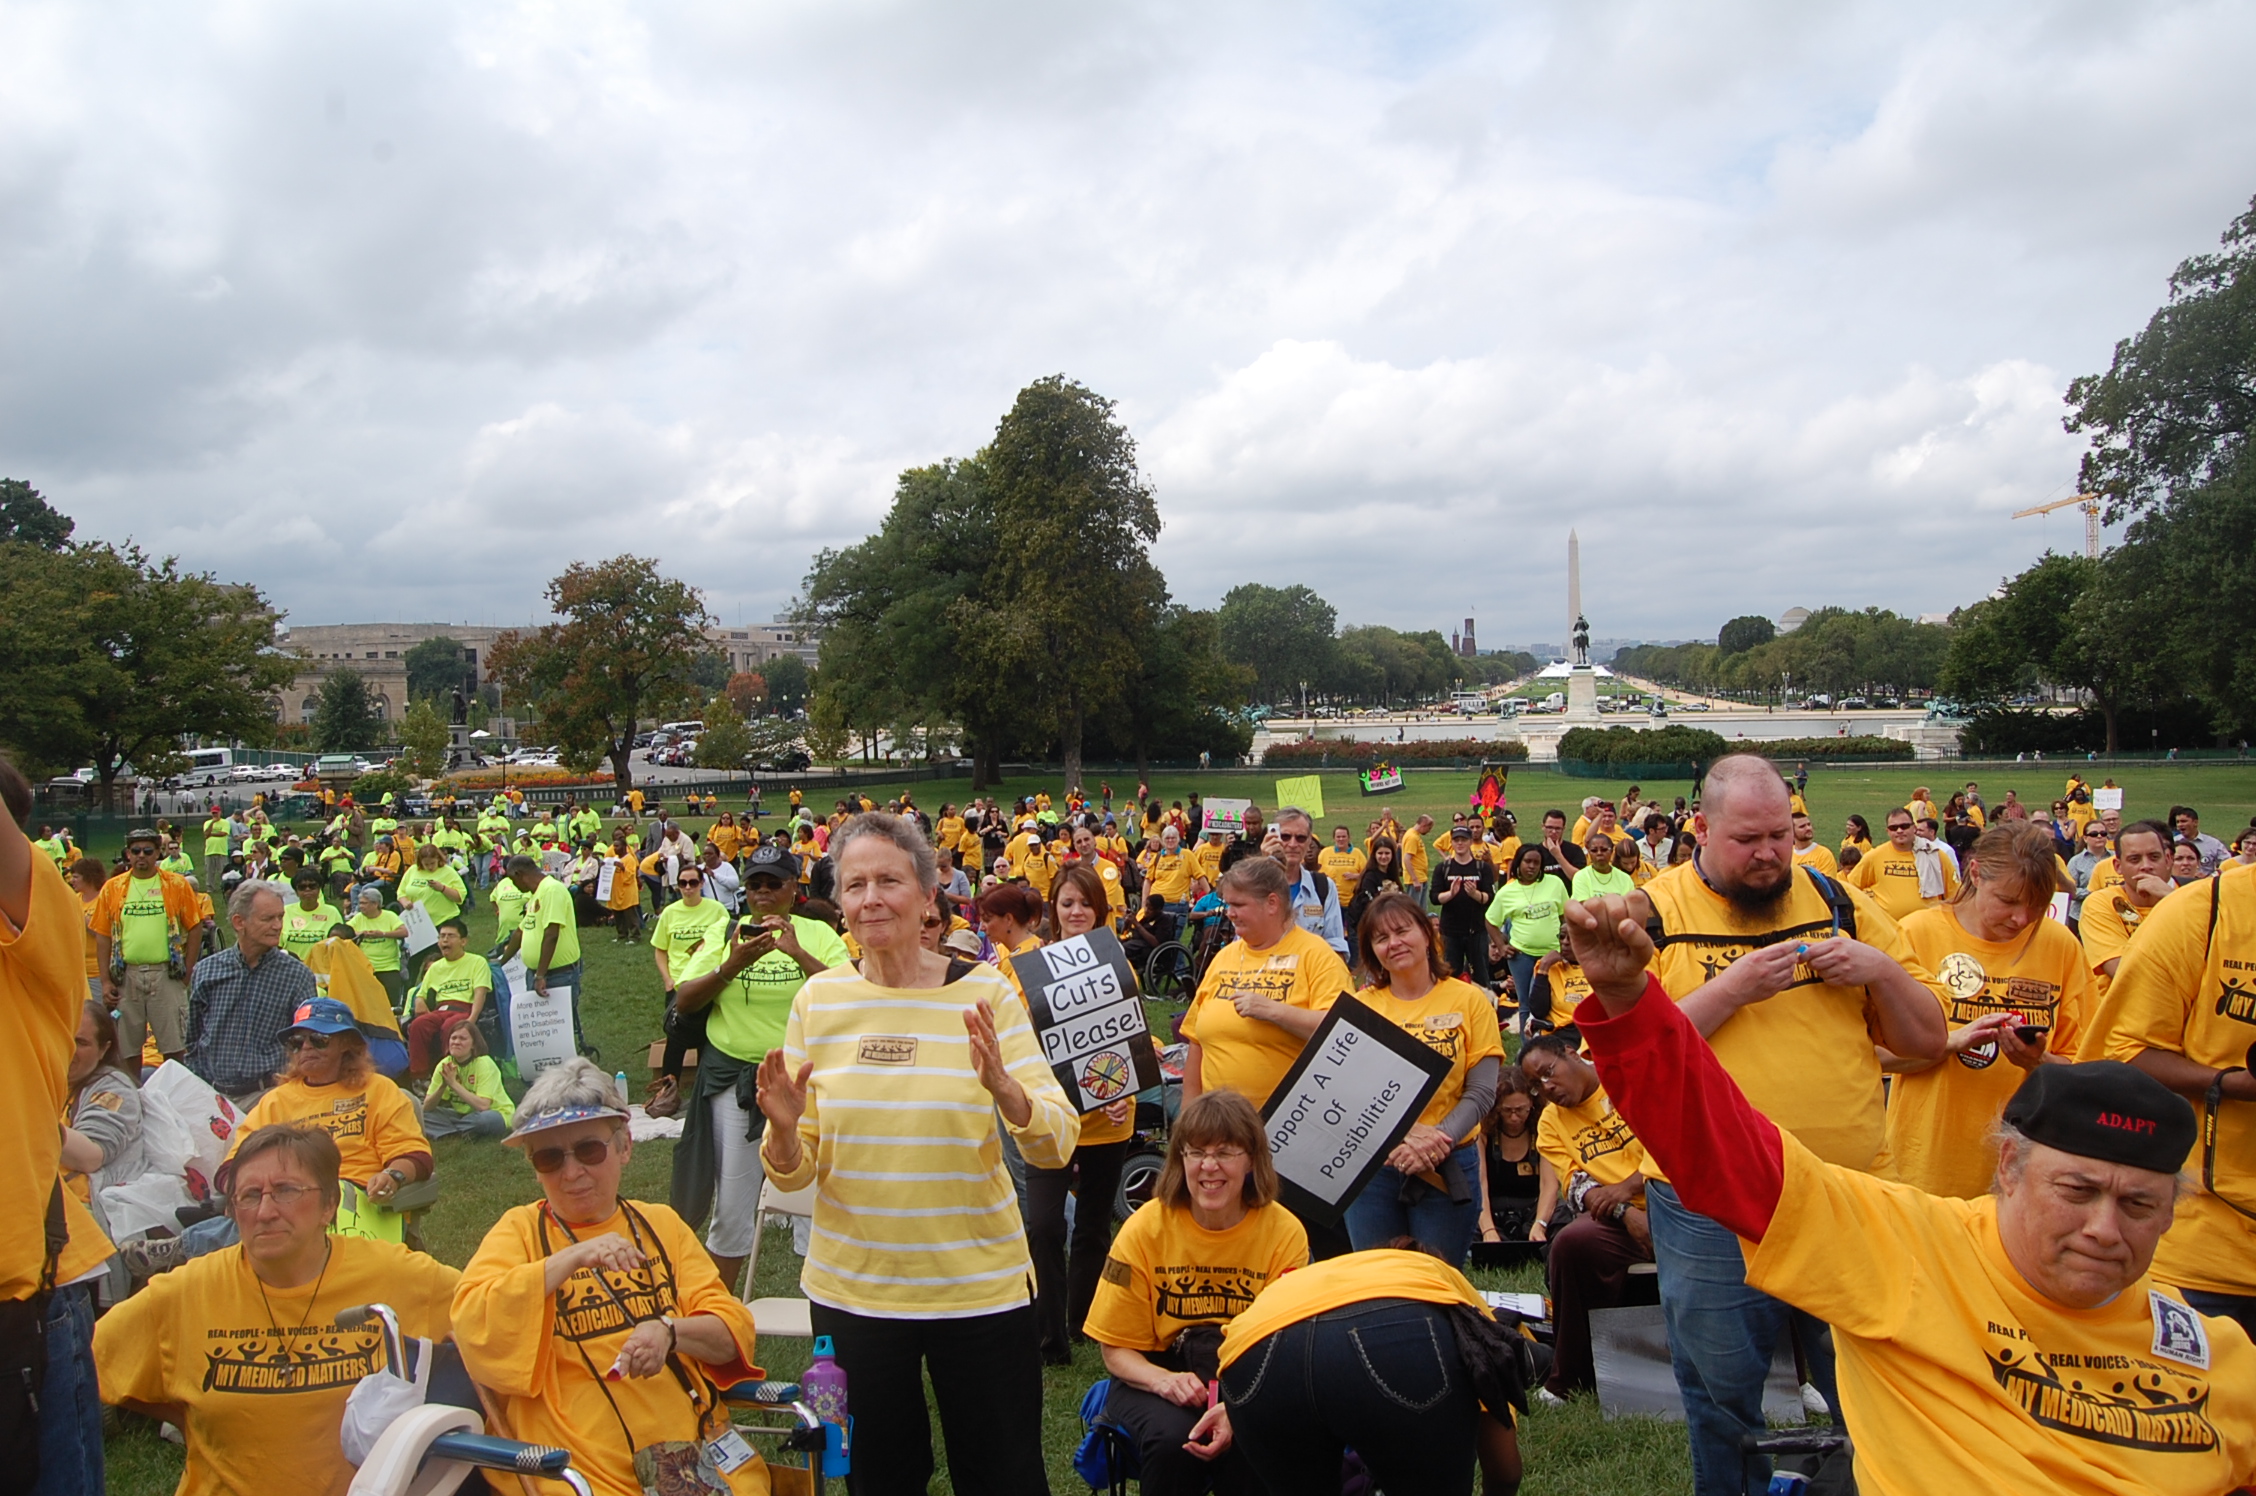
[142,1061,239,1203]
[97,1173,198,1242]
[135,1082,195,1182]
[341,1334,432,1466]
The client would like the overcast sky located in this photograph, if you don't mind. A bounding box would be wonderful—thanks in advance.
[5,1,2254,648]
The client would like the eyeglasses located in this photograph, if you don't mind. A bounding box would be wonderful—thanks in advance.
[922,916,944,929]
[1275,831,1312,843]
[1182,1147,1248,1167]
[1885,822,1913,832]
[283,1033,335,1052]
[677,877,702,887]
[230,1182,317,1212]
[529,1137,615,1174]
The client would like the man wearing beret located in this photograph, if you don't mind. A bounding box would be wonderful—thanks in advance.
[1563,888,2256,1495]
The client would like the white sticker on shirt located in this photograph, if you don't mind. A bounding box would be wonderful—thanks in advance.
[2150,1290,2211,1370]
[704,1429,758,1474]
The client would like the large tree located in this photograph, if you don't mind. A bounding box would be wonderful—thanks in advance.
[402,636,468,705]
[488,555,712,792]
[312,669,381,752]
[0,541,294,806]
[763,655,811,717]
[1941,553,2170,751]
[953,377,1162,791]
[1216,583,1339,707]
[395,698,451,778]
[1717,614,1776,656]
[0,479,73,549]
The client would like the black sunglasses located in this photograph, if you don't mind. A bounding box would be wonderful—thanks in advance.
[529,1137,614,1174]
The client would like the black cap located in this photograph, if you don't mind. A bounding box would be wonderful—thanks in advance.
[744,843,794,880]
[2001,1062,2196,1176]
[1450,825,1474,839]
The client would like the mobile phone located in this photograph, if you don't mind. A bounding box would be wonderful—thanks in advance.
[2014,1025,2049,1047]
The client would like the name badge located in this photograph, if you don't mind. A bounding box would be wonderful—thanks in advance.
[704,1429,758,1474]
[858,1036,917,1066]
[2150,1290,2211,1369]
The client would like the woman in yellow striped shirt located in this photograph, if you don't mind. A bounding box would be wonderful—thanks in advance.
[756,814,1078,1496]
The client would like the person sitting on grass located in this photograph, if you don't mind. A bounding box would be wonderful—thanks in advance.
[422,1016,515,1141]
[1085,1089,1308,1496]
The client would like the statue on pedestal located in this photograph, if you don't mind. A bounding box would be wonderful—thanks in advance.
[1572,614,1591,667]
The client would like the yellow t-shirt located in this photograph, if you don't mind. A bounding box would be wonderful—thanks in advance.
[2087,854,2123,896]
[650,895,729,964]
[279,900,342,962]
[2080,866,2256,1297]
[2078,886,2149,997]
[1884,909,2091,1199]
[1181,927,1352,1106]
[1744,1134,2256,1495]
[1401,830,1430,886]
[1141,848,1193,903]
[1083,1200,1308,1352]
[1317,847,1367,886]
[1355,977,1506,1138]
[1641,860,1945,1170]
[453,1201,768,1496]
[1791,842,1841,876]
[1844,841,1960,921]
[935,816,965,849]
[93,1238,460,1496]
[1187,839,1226,888]
[2,858,88,1299]
[1536,1087,1649,1191]
[233,1075,429,1183]
[1218,1249,1490,1372]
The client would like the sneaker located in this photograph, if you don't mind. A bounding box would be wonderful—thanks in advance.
[1800,1382,1831,1417]
[1534,1387,1567,1408]
[121,1234,188,1279]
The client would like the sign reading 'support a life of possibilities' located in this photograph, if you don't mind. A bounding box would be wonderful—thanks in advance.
[1260,996,1450,1225]
[1011,928,1162,1112]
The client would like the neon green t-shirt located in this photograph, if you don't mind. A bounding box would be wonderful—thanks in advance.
[673,915,850,1063]
[351,910,408,972]
[280,900,341,961]
[650,897,729,967]
[520,877,581,971]
[398,866,466,925]
[425,1054,515,1124]
[417,951,493,1013]
[118,873,175,967]
[202,818,232,858]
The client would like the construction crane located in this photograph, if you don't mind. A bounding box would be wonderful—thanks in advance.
[2012,493,2101,559]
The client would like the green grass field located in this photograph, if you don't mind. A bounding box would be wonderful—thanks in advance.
[94,757,2256,1493]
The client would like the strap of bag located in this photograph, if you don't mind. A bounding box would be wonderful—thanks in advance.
[2203,1067,2256,1223]
[39,1178,65,1295]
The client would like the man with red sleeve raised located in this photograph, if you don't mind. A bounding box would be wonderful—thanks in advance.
[1562,888,2256,1496]
[1627,753,1948,1494]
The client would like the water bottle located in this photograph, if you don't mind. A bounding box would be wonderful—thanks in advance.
[803,1335,849,1430]
[1766,1474,1809,1496]
[614,1070,631,1107]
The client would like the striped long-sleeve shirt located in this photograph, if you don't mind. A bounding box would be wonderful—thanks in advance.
[763,961,1080,1318]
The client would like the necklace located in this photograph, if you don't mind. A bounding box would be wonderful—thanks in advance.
[254,1239,335,1339]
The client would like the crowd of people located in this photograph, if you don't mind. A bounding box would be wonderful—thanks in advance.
[5,752,2256,1495]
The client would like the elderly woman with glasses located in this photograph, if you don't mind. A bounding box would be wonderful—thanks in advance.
[1084,1089,1307,1496]
[94,1124,460,1496]
[454,1059,769,1496]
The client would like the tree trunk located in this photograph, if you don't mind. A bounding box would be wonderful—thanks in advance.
[969,736,989,791]
[1062,695,1085,795]
[2100,695,2119,755]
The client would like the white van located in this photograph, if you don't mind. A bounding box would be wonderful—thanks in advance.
[1544,692,1566,711]
[174,747,236,788]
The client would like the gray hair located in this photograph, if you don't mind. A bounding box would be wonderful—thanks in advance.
[505,854,540,876]
[355,884,385,907]
[228,878,287,920]
[830,811,938,892]
[1275,807,1313,834]
[520,1056,627,1119]
[1989,1119,2191,1201]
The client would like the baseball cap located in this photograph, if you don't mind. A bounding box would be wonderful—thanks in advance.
[1451,826,1474,840]
[282,997,361,1037]
[744,843,794,882]
[2001,1061,2197,1176]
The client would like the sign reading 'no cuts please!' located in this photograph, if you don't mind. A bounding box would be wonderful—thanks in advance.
[1261,996,1452,1226]
[1010,928,1162,1112]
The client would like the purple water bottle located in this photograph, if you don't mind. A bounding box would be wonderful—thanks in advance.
[803,1334,849,1430]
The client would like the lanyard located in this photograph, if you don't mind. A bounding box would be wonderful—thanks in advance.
[536,1203,710,1448]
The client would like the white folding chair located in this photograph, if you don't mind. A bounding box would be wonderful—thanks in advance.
[746,1178,817,1341]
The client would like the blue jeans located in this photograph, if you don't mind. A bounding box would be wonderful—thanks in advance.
[32,1285,101,1496]
[1504,952,1538,1024]
[182,1213,239,1259]
[1342,1140,1481,1265]
[1646,1181,1839,1496]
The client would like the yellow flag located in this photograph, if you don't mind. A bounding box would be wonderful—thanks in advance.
[1273,775,1324,820]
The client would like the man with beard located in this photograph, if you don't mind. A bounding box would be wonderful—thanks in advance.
[1623,753,1948,1495]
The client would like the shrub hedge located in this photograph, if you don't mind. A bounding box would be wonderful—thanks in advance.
[1259,738,1528,765]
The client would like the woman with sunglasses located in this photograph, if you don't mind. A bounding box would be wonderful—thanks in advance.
[1084,1089,1306,1496]
[454,1059,768,1495]
[229,996,430,1217]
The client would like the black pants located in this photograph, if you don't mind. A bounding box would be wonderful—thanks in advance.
[1545,1213,1652,1396]
[1102,1378,1266,1496]
[1223,1298,1477,1496]
[660,993,709,1079]
[1026,1140,1131,1359]
[1441,926,1490,987]
[2182,1288,2256,1343]
[806,1300,1050,1496]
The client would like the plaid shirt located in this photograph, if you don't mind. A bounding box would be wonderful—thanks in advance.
[185,945,316,1096]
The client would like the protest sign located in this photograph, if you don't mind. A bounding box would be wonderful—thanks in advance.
[1358,763,1405,795]
[1201,798,1252,837]
[1260,996,1450,1226]
[595,858,618,904]
[399,902,439,956]
[510,975,578,1081]
[2093,787,2124,811]
[1009,927,1160,1111]
[1274,775,1324,819]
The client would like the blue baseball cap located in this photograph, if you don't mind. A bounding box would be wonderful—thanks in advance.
[507,1099,630,1143]
[283,996,360,1037]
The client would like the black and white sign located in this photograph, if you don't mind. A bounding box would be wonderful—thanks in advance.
[1260,996,1452,1225]
[1010,928,1161,1112]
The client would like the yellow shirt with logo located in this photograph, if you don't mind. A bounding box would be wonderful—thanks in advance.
[1744,1134,2256,1496]
[1083,1200,1308,1353]
[1536,1087,1649,1192]
[232,1075,428,1182]
[1181,927,1351,1106]
[1187,839,1226,889]
[1318,847,1367,886]
[93,1238,459,1496]
[1355,977,1506,1138]
[1844,841,1960,921]
[1141,848,1193,903]
[1885,909,2091,1199]
[453,1201,768,1496]
[2078,886,2148,996]
[1401,830,1430,886]
[1641,860,1944,1170]
[279,900,341,962]
[1792,842,1841,877]
[2080,865,2256,1297]
[1218,1249,1489,1372]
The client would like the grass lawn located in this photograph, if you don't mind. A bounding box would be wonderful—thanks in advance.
[96,755,2256,1492]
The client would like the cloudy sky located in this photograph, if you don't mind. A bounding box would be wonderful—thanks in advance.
[5,1,2254,648]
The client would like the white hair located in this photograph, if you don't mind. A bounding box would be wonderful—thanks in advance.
[520,1056,625,1118]
[830,811,938,892]
[229,879,287,920]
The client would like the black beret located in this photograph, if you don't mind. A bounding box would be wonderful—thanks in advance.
[2002,1061,2196,1177]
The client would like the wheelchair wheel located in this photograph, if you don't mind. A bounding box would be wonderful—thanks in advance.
[1142,943,1195,1000]
[1115,1145,1165,1223]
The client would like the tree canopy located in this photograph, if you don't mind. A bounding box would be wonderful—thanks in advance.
[402,636,468,705]
[0,479,73,549]
[312,669,380,752]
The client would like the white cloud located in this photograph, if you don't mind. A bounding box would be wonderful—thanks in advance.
[0,0,2250,642]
